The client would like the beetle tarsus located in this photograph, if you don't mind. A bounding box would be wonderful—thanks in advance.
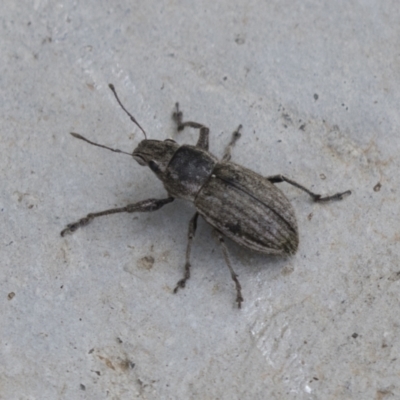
[173,103,183,130]
[236,291,244,309]
[173,266,190,293]
[231,271,243,309]
[60,216,94,236]
[313,190,352,202]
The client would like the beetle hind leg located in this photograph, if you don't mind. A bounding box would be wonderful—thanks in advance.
[267,175,351,202]
[174,212,199,293]
[213,229,244,308]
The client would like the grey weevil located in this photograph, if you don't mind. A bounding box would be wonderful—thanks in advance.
[61,84,351,308]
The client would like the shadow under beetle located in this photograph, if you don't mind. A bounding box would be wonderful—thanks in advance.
[61,84,351,308]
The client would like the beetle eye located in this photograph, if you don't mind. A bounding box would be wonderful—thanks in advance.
[133,155,146,166]
[164,138,176,143]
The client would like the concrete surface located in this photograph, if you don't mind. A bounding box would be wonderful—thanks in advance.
[1,1,399,399]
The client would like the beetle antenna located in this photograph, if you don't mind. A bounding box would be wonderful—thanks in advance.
[109,84,147,139]
[70,132,132,156]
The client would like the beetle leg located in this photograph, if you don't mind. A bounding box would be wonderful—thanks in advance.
[172,103,209,150]
[222,125,242,162]
[267,175,351,202]
[60,197,174,236]
[213,229,244,308]
[173,212,199,293]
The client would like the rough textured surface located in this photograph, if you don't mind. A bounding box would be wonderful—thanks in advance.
[1,1,399,399]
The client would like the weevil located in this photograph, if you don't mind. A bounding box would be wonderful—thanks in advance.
[61,84,351,308]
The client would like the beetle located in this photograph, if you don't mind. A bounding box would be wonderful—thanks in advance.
[61,84,351,308]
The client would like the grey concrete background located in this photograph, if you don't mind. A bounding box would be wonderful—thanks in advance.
[1,1,399,399]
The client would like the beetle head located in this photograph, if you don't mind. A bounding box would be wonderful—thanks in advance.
[133,139,179,174]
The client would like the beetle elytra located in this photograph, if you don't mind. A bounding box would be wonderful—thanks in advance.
[61,84,351,308]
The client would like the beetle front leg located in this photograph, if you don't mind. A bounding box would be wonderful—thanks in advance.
[174,212,199,293]
[267,175,351,202]
[172,103,209,150]
[60,197,174,236]
[213,229,244,308]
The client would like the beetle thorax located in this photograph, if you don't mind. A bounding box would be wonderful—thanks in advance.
[163,145,218,201]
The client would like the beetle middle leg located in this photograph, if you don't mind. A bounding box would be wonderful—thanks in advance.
[213,229,244,308]
[173,212,199,293]
[60,197,174,236]
[172,103,209,150]
[222,125,242,162]
[267,175,351,202]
